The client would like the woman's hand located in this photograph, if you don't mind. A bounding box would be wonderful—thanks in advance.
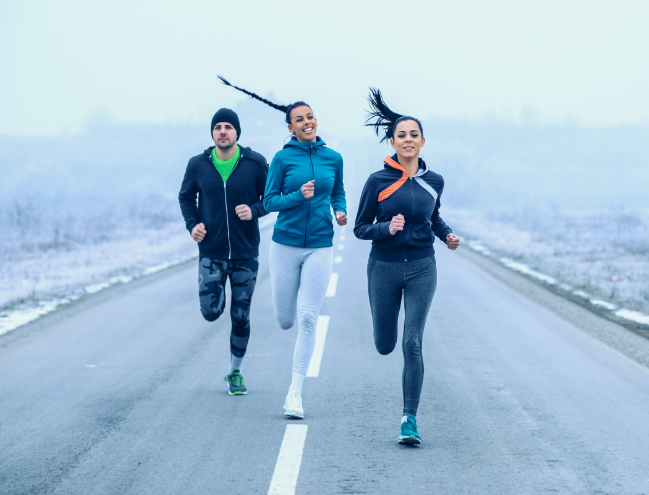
[389,214,405,235]
[301,180,315,199]
[335,212,347,226]
[446,233,460,250]
[191,223,206,242]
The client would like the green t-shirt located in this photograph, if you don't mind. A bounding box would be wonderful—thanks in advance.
[211,145,241,182]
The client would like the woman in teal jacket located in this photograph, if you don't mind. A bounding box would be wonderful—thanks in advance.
[220,78,347,419]
[265,136,346,247]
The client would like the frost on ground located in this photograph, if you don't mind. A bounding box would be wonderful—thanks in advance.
[445,207,649,315]
[1,194,197,314]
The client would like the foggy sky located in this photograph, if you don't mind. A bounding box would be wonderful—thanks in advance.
[1,0,648,137]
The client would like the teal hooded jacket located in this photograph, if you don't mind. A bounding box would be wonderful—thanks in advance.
[264,138,346,248]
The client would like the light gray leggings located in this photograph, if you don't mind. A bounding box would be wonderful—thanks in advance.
[269,241,333,375]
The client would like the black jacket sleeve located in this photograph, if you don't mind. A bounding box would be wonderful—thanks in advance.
[178,161,199,234]
[250,157,269,220]
[431,180,452,243]
[354,174,392,240]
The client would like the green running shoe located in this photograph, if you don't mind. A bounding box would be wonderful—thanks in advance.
[225,370,247,395]
[398,414,421,445]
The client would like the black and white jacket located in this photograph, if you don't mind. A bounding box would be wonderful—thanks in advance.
[354,154,453,262]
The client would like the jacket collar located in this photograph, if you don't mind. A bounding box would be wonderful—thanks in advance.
[283,137,326,151]
[384,154,428,176]
[204,144,248,160]
[290,135,323,142]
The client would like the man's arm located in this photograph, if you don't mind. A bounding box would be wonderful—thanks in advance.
[250,157,269,219]
[178,162,199,233]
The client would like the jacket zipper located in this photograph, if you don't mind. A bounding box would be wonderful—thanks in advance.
[222,151,244,260]
[304,145,314,247]
[405,177,414,261]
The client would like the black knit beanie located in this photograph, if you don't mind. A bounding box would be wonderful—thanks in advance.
[210,108,241,139]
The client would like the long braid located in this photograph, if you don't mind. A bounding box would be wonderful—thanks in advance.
[218,76,288,113]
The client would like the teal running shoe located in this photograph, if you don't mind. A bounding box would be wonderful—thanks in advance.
[398,414,421,445]
[225,370,247,395]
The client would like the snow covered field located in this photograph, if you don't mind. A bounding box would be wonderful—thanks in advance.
[0,194,193,307]
[445,207,649,319]
[0,193,198,334]
[1,217,195,311]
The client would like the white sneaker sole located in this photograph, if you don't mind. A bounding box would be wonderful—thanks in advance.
[398,434,421,445]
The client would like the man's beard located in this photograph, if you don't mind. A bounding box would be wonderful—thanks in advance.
[216,140,235,151]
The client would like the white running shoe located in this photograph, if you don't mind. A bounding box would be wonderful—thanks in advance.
[283,389,304,419]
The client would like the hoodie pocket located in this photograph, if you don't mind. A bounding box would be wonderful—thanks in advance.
[276,205,309,236]
[203,217,227,250]
[309,205,333,237]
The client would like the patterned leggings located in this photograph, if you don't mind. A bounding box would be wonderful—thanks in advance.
[198,257,259,358]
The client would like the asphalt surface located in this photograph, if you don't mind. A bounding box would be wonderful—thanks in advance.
[2,221,649,495]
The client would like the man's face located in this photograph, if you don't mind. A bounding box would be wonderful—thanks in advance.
[212,122,238,150]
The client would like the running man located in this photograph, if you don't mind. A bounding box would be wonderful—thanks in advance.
[178,108,269,395]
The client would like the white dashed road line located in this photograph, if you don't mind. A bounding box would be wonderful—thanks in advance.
[325,273,339,298]
[306,315,330,377]
[268,425,309,495]
[334,255,343,264]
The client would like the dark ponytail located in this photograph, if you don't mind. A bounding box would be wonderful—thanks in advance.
[365,88,424,143]
[218,76,311,125]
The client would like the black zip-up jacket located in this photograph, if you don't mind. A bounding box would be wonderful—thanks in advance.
[178,145,269,259]
[354,155,453,262]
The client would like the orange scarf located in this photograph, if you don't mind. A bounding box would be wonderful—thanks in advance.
[378,156,408,202]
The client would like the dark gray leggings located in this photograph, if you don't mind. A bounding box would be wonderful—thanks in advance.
[367,256,437,416]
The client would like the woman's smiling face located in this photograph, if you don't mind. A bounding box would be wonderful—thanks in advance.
[390,119,425,159]
[288,105,317,142]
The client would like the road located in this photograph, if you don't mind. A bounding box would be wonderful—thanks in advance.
[2,220,649,495]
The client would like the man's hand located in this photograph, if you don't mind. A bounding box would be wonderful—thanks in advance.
[235,204,252,221]
[191,223,206,242]
[301,180,315,199]
[335,211,347,226]
[389,214,405,235]
[446,233,460,250]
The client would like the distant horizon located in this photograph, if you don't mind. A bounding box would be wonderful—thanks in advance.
[2,109,648,140]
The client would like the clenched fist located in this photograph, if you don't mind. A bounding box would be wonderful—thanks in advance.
[446,233,460,250]
[235,204,252,221]
[301,180,315,199]
[191,223,206,242]
[389,214,405,235]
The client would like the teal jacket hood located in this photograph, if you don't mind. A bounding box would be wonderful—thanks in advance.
[264,138,346,248]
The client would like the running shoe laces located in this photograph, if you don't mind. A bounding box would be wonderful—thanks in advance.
[224,370,247,395]
[287,389,302,408]
[232,373,243,387]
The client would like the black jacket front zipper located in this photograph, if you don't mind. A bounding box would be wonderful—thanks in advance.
[222,153,243,259]
[405,177,415,261]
